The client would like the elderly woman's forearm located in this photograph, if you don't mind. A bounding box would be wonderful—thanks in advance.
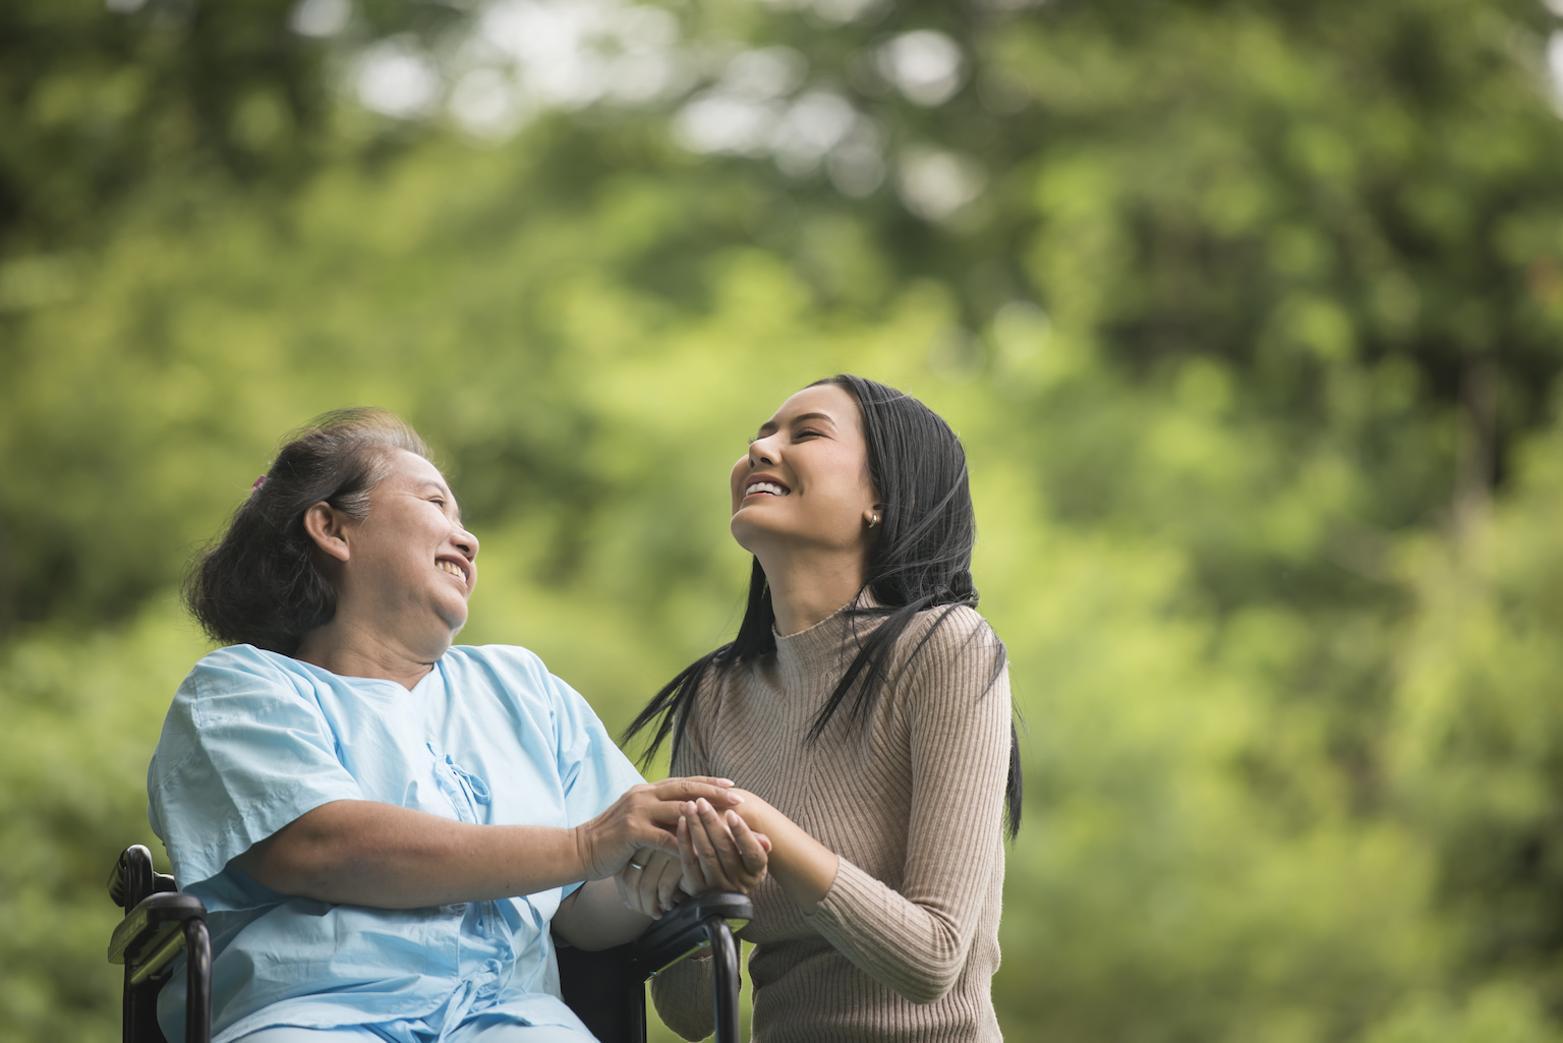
[552,877,653,950]
[237,799,589,908]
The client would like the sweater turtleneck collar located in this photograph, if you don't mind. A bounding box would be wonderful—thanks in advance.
[772,588,888,689]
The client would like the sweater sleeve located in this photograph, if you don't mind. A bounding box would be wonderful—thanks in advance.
[649,678,724,1042]
[801,608,1012,1003]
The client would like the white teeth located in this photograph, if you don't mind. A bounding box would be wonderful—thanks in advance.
[747,481,787,497]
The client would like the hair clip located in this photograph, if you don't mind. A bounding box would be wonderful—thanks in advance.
[252,474,268,492]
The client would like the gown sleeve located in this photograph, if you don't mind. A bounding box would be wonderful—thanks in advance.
[547,667,647,898]
[146,645,365,891]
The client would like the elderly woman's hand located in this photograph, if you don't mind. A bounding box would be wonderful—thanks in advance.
[677,797,771,896]
[614,848,685,918]
[574,777,741,880]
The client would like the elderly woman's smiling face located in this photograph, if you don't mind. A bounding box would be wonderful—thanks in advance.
[328,450,480,641]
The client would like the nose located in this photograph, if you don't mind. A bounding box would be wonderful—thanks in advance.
[748,436,779,468]
[454,525,479,561]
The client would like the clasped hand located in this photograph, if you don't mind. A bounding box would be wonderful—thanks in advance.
[615,796,771,918]
[574,776,743,880]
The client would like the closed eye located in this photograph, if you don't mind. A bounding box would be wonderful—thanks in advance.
[794,429,823,440]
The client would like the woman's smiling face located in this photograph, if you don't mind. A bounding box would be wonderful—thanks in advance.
[335,449,480,638]
[729,383,879,557]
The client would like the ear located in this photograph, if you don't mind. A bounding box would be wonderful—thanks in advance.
[302,501,353,564]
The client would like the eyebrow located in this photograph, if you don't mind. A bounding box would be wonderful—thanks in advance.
[755,411,839,438]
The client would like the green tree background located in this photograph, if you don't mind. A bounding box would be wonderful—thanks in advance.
[4,0,1563,1040]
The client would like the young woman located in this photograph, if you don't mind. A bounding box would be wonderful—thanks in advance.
[623,375,1022,1042]
[147,409,746,1043]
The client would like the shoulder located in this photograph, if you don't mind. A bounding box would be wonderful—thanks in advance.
[185,643,297,686]
[156,646,320,764]
[688,647,750,732]
[443,643,549,680]
[177,644,316,713]
[697,648,742,698]
[442,643,577,712]
[887,603,1007,700]
[897,603,1003,662]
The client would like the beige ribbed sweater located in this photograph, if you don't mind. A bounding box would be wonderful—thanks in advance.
[650,599,1012,1042]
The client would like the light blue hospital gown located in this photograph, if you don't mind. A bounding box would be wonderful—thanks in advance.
[146,643,645,1043]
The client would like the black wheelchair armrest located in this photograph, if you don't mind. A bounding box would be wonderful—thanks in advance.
[631,891,752,975]
[554,891,753,1034]
[632,892,752,1043]
[108,892,208,984]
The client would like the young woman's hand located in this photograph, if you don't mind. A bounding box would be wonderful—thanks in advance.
[677,797,771,896]
[574,777,740,880]
[698,788,840,910]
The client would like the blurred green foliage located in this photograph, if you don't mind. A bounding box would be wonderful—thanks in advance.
[4,0,1563,1040]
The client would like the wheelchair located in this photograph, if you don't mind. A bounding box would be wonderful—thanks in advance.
[108,844,750,1043]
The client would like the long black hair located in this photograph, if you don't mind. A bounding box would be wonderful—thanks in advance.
[184,408,433,655]
[624,375,1023,839]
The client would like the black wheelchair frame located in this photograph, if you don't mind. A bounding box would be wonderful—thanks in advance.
[108,844,749,1043]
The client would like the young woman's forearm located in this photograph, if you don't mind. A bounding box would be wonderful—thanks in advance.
[732,796,838,910]
[722,650,1012,1004]
[238,800,590,908]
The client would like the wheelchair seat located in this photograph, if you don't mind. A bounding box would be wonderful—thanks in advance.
[108,844,750,1043]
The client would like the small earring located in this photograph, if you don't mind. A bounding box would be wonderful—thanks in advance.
[868,512,881,529]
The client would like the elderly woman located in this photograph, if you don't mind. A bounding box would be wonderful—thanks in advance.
[147,409,746,1043]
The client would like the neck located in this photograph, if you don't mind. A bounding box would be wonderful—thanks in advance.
[754,545,867,637]
[293,611,450,691]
